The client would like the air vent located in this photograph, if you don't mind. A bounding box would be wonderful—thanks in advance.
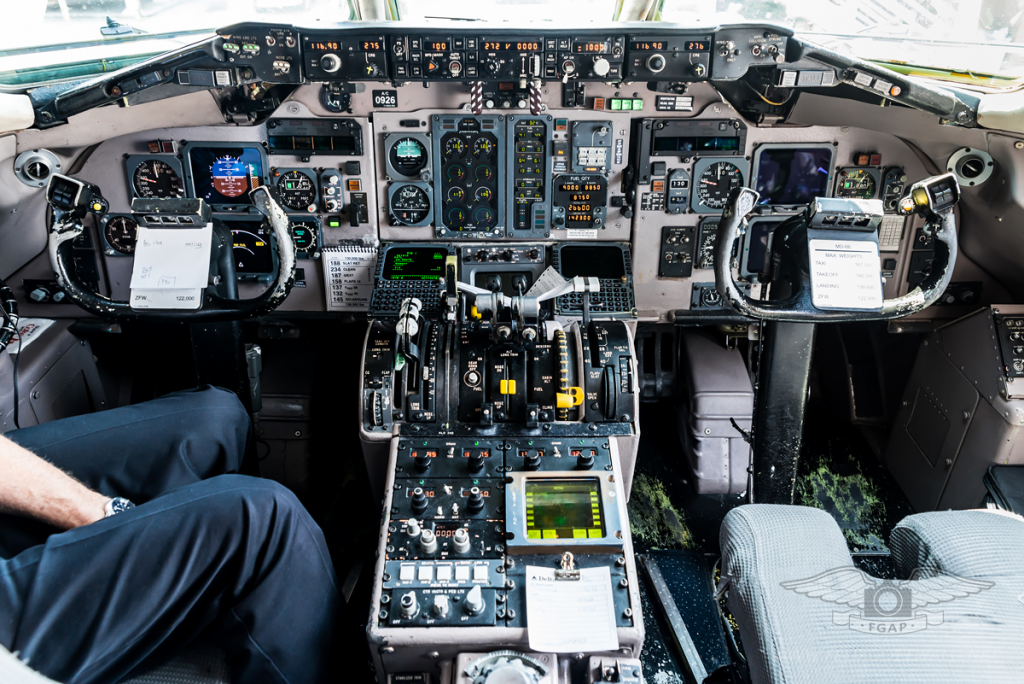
[947,147,994,187]
[14,149,62,187]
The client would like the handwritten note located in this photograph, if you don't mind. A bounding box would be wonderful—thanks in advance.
[809,239,883,311]
[525,565,619,653]
[129,224,213,290]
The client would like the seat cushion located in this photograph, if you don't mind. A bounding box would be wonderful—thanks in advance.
[721,504,1024,684]
[890,509,1024,578]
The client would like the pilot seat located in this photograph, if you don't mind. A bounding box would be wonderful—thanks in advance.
[720,504,1024,683]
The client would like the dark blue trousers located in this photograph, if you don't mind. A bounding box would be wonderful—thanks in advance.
[0,387,340,684]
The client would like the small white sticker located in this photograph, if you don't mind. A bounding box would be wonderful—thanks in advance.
[567,228,598,239]
[810,239,883,310]
[853,72,874,87]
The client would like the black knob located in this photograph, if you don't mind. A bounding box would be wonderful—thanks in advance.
[483,275,502,292]
[467,487,485,513]
[501,250,513,262]
[468,452,485,473]
[527,249,540,260]
[524,450,541,470]
[691,63,707,78]
[577,449,596,470]
[414,451,432,473]
[475,250,488,262]
[411,487,428,515]
[622,207,634,219]
[511,275,528,293]
[487,59,500,74]
[646,54,666,73]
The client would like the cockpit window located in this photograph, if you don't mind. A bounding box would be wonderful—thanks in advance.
[659,0,1024,81]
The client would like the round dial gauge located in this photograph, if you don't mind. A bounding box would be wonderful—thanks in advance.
[696,161,744,210]
[475,165,494,182]
[836,169,877,199]
[473,205,496,227]
[390,138,428,176]
[104,216,139,255]
[445,138,466,157]
[277,171,317,212]
[132,160,183,198]
[474,138,494,156]
[390,185,431,225]
[447,206,468,228]
[475,186,494,202]
[290,222,318,252]
[447,187,466,203]
[447,164,467,182]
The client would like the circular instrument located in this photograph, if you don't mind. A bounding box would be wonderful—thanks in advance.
[474,138,494,156]
[277,170,317,212]
[131,160,183,199]
[390,185,431,225]
[835,169,878,199]
[104,216,139,255]
[696,161,744,210]
[390,137,428,176]
[445,138,466,157]
[447,187,466,203]
[290,222,318,253]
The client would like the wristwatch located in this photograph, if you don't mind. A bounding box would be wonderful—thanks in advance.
[104,497,136,518]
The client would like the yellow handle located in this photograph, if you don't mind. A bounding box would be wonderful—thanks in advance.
[556,386,584,408]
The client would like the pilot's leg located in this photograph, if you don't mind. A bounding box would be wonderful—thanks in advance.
[0,385,250,558]
[0,475,338,684]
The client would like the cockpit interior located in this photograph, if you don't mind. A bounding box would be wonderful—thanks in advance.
[3,2,1024,683]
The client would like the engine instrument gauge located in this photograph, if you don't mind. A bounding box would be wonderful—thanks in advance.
[447,206,468,228]
[103,216,139,255]
[447,187,466,203]
[475,187,494,202]
[132,160,183,198]
[835,168,878,200]
[445,138,466,157]
[390,184,431,225]
[447,164,467,182]
[475,165,494,182]
[277,170,317,212]
[473,205,496,227]
[695,161,744,210]
[474,138,494,156]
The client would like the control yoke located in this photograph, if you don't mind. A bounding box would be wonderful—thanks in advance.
[713,173,960,322]
[45,174,296,321]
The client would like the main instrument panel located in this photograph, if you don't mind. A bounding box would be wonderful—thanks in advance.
[56,20,978,328]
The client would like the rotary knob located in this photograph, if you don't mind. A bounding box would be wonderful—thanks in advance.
[646,54,666,73]
[419,528,438,554]
[453,528,471,554]
[320,53,341,73]
[592,56,610,77]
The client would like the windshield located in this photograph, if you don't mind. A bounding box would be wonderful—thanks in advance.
[3,0,1024,85]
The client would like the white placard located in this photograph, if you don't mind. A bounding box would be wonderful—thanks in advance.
[567,228,598,240]
[130,289,202,310]
[525,565,619,653]
[322,246,377,311]
[810,239,883,310]
[129,225,213,290]
[7,318,55,355]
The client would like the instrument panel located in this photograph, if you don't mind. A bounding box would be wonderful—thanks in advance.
[69,20,958,322]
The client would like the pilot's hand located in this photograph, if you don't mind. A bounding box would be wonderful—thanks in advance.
[0,434,111,529]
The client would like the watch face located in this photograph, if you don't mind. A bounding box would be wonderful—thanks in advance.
[109,497,135,515]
